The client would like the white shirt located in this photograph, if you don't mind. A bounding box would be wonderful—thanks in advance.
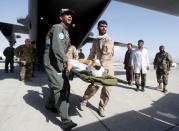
[131,48,150,74]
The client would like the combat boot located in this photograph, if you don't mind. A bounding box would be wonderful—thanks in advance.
[157,83,162,89]
[162,85,168,93]
[62,120,77,130]
[141,86,145,92]
[98,106,105,117]
[79,100,87,111]
[128,81,132,86]
[135,85,139,91]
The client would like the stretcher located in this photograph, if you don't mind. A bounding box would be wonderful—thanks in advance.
[69,59,128,86]
[72,70,128,86]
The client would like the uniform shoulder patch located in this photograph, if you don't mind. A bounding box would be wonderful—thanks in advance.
[59,33,64,39]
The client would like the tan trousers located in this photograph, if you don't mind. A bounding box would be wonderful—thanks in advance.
[82,83,112,108]
[82,60,114,108]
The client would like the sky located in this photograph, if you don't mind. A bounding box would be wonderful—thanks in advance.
[0,0,28,53]
[0,0,179,62]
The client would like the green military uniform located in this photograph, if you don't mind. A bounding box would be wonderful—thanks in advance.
[15,45,34,81]
[44,22,71,123]
[153,51,172,89]
[3,46,15,73]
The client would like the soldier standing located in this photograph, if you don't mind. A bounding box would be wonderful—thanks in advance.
[153,45,172,93]
[15,39,34,81]
[3,42,15,73]
[79,20,114,117]
[43,9,77,130]
[123,43,134,85]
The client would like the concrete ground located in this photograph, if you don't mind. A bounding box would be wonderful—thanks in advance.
[0,61,179,131]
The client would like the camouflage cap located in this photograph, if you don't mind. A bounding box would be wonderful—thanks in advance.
[59,8,74,16]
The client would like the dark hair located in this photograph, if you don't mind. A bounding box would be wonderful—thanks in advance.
[97,20,108,27]
[159,45,165,50]
[127,43,132,46]
[138,40,144,45]
[10,41,16,44]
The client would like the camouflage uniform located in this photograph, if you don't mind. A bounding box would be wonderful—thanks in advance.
[66,45,78,59]
[82,34,114,109]
[153,51,172,89]
[3,46,15,72]
[15,44,34,81]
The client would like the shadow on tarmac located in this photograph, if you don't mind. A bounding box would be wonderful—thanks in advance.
[23,86,82,130]
[73,93,179,131]
[23,88,60,127]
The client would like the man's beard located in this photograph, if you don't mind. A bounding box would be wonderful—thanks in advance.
[99,30,106,35]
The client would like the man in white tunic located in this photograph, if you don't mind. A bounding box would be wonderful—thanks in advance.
[131,40,150,91]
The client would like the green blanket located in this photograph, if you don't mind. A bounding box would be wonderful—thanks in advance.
[73,70,128,86]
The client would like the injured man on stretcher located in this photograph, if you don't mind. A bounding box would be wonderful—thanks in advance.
[68,59,128,86]
[68,59,105,77]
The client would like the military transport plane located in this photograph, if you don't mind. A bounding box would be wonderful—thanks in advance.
[0,0,179,62]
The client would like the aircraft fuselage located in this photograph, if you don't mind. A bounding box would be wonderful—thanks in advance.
[29,0,110,64]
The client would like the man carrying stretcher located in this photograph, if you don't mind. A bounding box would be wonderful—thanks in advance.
[78,20,114,117]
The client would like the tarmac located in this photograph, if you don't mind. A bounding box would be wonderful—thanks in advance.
[0,61,179,131]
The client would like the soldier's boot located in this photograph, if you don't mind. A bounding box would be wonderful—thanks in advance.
[135,85,139,91]
[128,81,132,86]
[141,86,145,92]
[79,100,87,111]
[98,106,105,117]
[20,77,25,81]
[62,120,77,130]
[162,85,168,93]
[157,83,162,89]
